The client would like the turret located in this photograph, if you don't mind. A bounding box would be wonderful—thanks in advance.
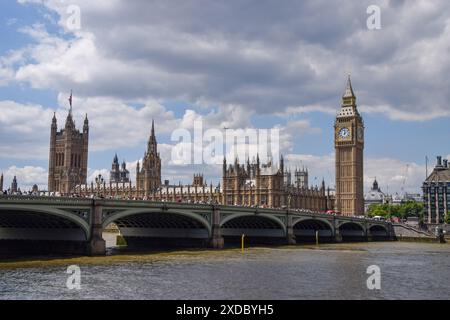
[280,154,284,172]
[148,119,157,154]
[223,156,227,175]
[83,114,89,133]
[65,108,75,132]
[11,176,18,193]
[51,112,57,130]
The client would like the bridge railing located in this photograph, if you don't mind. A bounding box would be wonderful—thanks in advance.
[0,194,93,205]
[0,194,391,226]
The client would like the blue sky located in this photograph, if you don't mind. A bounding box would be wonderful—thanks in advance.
[0,0,449,194]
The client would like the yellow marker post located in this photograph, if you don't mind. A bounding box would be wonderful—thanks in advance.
[315,230,319,246]
[241,234,246,253]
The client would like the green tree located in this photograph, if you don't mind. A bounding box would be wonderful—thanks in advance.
[445,211,450,225]
[367,201,424,219]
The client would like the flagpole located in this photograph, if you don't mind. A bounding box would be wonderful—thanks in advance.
[68,90,73,114]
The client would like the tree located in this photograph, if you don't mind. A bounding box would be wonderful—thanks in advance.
[445,211,450,225]
[367,201,424,219]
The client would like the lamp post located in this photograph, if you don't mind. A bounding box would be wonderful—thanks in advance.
[95,174,104,197]
[288,193,292,210]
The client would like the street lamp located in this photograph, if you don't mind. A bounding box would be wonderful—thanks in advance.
[95,174,104,197]
[288,193,292,210]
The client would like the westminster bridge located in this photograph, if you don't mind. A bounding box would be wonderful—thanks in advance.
[0,196,395,255]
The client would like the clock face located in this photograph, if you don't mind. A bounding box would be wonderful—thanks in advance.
[357,127,364,140]
[339,127,350,139]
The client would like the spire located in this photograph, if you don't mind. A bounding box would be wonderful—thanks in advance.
[343,74,355,99]
[113,153,119,164]
[340,74,357,111]
[51,112,57,130]
[151,119,155,137]
[148,119,157,153]
[65,91,75,129]
[68,90,73,113]
[373,178,379,191]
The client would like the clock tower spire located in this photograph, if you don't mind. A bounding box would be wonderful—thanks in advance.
[334,75,364,216]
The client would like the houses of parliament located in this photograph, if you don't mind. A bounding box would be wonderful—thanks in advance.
[45,77,365,215]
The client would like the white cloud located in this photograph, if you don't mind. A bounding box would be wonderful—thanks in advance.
[7,0,450,120]
[2,166,47,191]
[286,153,426,194]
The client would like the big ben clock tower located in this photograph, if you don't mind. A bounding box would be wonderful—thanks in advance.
[334,76,364,216]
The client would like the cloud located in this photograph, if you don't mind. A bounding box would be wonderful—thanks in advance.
[0,96,257,161]
[2,165,47,191]
[8,0,450,121]
[0,100,52,159]
[286,153,425,194]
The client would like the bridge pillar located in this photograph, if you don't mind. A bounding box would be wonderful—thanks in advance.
[333,220,342,243]
[210,205,224,249]
[286,212,296,245]
[88,200,106,256]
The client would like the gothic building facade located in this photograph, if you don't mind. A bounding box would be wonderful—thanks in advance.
[334,76,365,216]
[136,120,162,195]
[110,154,130,183]
[58,108,332,212]
[48,108,89,195]
[222,156,330,210]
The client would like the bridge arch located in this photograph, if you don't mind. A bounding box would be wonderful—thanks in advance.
[293,218,333,243]
[368,224,389,239]
[339,221,365,241]
[102,208,212,248]
[0,205,90,240]
[220,213,286,245]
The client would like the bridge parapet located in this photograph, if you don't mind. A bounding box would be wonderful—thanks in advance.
[0,196,395,255]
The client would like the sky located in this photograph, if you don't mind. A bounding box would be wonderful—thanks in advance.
[0,0,449,194]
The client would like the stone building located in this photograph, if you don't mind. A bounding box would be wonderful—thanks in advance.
[364,179,386,212]
[110,154,130,183]
[11,176,18,194]
[136,120,161,195]
[67,112,332,211]
[334,76,365,216]
[222,155,330,211]
[422,156,450,224]
[48,106,89,195]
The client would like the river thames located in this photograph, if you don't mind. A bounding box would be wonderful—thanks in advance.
[1,242,449,300]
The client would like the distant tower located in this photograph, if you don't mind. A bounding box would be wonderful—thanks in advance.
[48,94,89,194]
[193,174,204,186]
[295,167,309,188]
[120,160,130,183]
[334,76,364,216]
[11,176,18,193]
[136,120,161,195]
[0,172,3,192]
[110,154,120,182]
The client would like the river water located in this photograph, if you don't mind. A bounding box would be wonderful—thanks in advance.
[0,241,449,300]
